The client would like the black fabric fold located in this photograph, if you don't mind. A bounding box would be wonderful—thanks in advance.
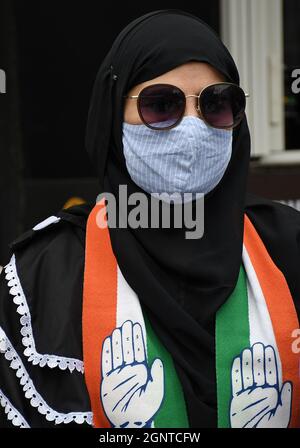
[84,9,251,427]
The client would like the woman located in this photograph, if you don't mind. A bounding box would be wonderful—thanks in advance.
[0,9,300,429]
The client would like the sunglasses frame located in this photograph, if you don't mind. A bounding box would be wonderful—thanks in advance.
[124,82,249,131]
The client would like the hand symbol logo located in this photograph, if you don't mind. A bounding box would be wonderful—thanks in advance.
[100,320,165,428]
[230,343,292,428]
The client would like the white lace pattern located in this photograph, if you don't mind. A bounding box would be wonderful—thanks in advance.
[0,326,92,426]
[0,388,30,428]
[4,254,84,374]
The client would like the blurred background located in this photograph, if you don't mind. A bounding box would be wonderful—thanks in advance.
[0,0,300,264]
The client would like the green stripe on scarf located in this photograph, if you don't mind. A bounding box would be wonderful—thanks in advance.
[216,265,250,428]
[143,310,189,428]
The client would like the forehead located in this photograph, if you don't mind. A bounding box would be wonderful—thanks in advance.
[130,62,225,94]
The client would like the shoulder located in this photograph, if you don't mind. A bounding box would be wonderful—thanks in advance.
[245,192,300,223]
[245,192,300,243]
[1,203,94,342]
[8,202,93,254]
[2,203,94,296]
[245,192,300,306]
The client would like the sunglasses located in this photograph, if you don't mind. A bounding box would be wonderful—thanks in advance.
[124,82,249,131]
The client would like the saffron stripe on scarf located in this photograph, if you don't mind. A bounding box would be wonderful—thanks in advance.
[82,200,117,427]
[244,214,300,428]
[216,265,250,428]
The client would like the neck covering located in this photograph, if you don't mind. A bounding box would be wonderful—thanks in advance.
[85,9,251,427]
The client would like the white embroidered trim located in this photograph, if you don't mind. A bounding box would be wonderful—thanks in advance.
[0,326,93,426]
[32,216,61,231]
[0,326,6,353]
[0,388,30,428]
[4,254,84,374]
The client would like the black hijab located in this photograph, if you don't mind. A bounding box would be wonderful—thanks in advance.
[84,9,252,427]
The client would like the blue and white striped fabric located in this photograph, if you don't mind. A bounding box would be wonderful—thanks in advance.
[122,116,233,198]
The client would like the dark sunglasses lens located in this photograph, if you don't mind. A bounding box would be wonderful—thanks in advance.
[139,85,185,129]
[200,84,246,128]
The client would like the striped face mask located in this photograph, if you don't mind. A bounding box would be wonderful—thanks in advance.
[122,116,233,199]
[82,201,300,428]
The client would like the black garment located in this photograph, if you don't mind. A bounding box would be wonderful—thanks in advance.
[0,209,92,428]
[85,9,250,426]
[0,196,300,428]
[1,9,300,428]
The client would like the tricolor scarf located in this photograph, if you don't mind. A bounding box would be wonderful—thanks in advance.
[82,201,300,428]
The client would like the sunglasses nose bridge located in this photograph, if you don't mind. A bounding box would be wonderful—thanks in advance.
[184,94,202,117]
